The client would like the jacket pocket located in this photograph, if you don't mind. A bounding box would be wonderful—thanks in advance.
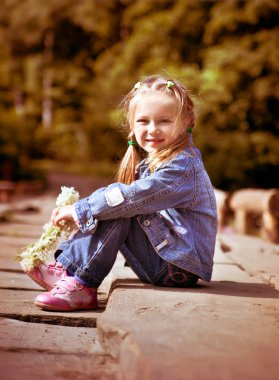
[137,213,175,253]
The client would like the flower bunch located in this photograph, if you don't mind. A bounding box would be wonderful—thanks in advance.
[16,186,80,271]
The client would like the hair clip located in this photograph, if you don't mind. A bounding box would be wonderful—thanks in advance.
[188,128,193,134]
[128,140,136,146]
[134,82,141,90]
[166,80,175,89]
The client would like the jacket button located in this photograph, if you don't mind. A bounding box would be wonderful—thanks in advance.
[86,220,91,227]
[143,220,151,226]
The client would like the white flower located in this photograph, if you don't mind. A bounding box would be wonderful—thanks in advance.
[56,186,79,207]
[17,186,80,271]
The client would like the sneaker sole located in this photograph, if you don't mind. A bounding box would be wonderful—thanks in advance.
[34,299,98,312]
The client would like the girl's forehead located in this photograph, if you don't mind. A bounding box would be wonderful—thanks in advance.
[133,91,176,112]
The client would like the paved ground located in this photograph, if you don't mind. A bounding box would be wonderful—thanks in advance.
[0,189,279,380]
[0,193,120,380]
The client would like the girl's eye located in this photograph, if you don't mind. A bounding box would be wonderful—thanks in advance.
[136,119,148,124]
[159,119,171,124]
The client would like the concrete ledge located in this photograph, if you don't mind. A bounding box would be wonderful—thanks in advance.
[97,241,279,380]
[98,280,279,380]
[217,233,279,290]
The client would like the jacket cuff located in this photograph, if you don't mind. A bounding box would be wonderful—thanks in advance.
[75,198,97,233]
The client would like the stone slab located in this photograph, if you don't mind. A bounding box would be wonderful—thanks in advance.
[0,235,35,248]
[0,255,21,271]
[0,222,44,239]
[0,351,119,380]
[219,233,279,289]
[0,193,121,380]
[213,237,233,264]
[0,234,37,269]
[98,281,279,380]
[0,195,55,215]
[0,318,99,353]
[261,273,279,290]
[0,289,105,327]
[211,262,256,283]
[7,213,51,226]
[0,271,42,290]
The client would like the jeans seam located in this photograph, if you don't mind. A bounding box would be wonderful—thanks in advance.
[84,219,128,270]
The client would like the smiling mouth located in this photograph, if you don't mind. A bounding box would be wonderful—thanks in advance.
[146,139,164,143]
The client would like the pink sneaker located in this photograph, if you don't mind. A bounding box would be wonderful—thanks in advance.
[34,276,97,311]
[25,262,68,291]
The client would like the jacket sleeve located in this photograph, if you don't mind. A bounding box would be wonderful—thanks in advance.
[75,153,196,233]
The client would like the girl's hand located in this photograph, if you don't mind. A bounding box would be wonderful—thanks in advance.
[51,205,75,226]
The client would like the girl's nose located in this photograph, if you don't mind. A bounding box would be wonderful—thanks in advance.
[148,121,159,134]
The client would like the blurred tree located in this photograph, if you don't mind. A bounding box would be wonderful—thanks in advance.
[198,0,279,189]
[91,0,212,157]
[0,0,278,189]
[0,0,125,178]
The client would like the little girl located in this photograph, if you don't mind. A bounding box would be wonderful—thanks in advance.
[27,75,218,311]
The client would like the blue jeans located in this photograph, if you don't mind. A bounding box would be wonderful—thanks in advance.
[57,217,199,288]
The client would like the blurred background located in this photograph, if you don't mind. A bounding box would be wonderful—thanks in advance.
[0,0,278,192]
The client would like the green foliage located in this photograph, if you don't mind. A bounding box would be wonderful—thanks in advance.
[0,0,278,189]
[198,0,279,189]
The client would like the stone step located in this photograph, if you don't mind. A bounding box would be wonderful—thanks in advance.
[0,351,119,380]
[0,223,45,239]
[0,288,105,327]
[98,268,279,380]
[0,318,99,353]
[0,192,121,380]
[0,333,119,380]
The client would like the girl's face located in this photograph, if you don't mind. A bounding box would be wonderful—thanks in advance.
[132,92,180,154]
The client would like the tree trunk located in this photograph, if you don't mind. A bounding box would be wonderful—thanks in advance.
[42,29,54,129]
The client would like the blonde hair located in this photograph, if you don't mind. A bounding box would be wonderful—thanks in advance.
[116,75,195,184]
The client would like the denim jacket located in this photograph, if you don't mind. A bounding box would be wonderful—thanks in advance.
[75,147,218,281]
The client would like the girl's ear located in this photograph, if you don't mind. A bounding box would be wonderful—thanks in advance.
[128,130,136,140]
